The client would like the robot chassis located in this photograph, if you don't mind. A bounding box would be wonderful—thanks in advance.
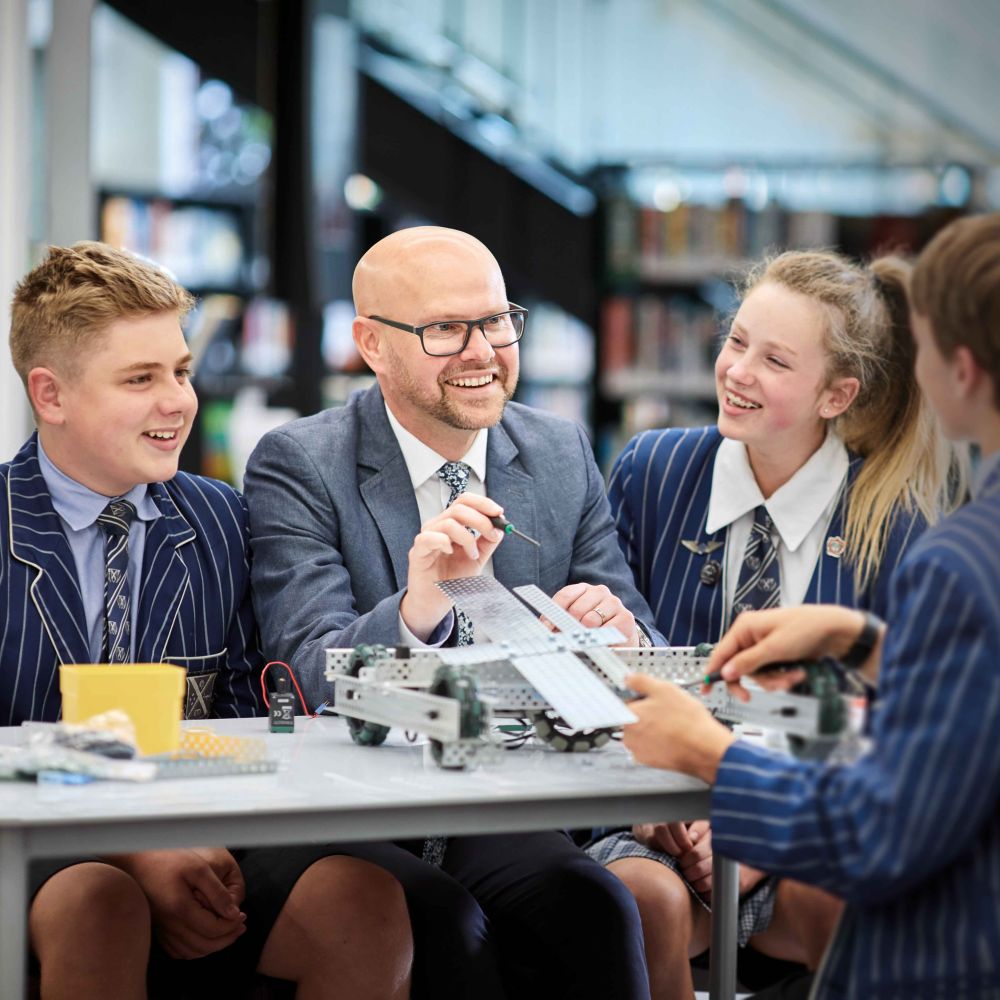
[325,577,852,769]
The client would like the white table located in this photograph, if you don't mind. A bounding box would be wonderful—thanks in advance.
[0,718,738,999]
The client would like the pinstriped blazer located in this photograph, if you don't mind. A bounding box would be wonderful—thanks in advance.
[608,426,926,645]
[1,435,262,725]
[709,458,1000,998]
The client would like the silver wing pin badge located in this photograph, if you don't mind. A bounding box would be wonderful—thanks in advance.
[681,539,723,556]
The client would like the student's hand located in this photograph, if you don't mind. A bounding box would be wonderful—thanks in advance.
[677,820,713,898]
[192,846,246,909]
[622,674,736,784]
[708,606,871,702]
[632,821,695,856]
[108,848,247,960]
[551,582,640,645]
[401,494,506,641]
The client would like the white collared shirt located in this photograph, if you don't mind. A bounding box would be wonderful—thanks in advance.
[706,431,850,621]
[385,404,491,645]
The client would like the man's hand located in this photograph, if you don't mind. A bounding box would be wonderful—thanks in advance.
[400,494,505,641]
[108,848,246,960]
[632,821,695,856]
[708,606,874,701]
[677,820,713,898]
[622,674,735,783]
[551,582,639,645]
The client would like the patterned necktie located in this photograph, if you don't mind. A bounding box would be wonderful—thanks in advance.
[731,505,782,621]
[437,461,475,646]
[96,498,138,663]
[422,462,474,870]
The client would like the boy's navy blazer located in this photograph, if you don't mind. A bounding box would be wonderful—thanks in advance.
[1,435,262,725]
[609,426,925,644]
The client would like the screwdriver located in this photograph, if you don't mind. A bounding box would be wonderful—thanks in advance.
[490,514,540,547]
[685,661,806,688]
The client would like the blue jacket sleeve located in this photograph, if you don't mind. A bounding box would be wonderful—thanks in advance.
[710,532,1000,905]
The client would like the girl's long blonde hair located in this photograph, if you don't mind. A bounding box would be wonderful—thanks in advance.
[742,250,965,592]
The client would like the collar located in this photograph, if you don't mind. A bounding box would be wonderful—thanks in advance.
[973,447,1000,499]
[383,403,489,489]
[36,438,161,531]
[706,431,849,552]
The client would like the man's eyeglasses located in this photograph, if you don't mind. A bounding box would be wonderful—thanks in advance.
[367,303,527,357]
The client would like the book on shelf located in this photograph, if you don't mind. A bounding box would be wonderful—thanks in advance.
[601,296,634,373]
[599,294,720,382]
[100,193,248,292]
[606,199,837,281]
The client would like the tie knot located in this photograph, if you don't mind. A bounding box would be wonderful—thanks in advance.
[753,505,775,535]
[438,461,471,503]
[96,498,137,537]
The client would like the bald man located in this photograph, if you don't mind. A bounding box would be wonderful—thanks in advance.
[244,227,658,999]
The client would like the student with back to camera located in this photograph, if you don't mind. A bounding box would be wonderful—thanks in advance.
[587,247,961,999]
[621,211,1000,999]
[2,242,413,999]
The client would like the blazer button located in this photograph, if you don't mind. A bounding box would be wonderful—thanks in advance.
[700,560,721,586]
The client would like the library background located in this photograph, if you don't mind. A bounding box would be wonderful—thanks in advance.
[2,0,998,480]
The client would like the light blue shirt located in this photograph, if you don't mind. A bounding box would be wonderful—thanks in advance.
[37,440,162,662]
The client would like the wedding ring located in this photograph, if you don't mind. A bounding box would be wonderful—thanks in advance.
[593,608,609,626]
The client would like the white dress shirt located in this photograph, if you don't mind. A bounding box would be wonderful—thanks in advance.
[385,404,490,645]
[706,431,850,621]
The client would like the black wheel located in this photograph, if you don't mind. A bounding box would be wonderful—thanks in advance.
[346,714,391,747]
[532,711,614,752]
[344,644,391,747]
[429,738,446,766]
[428,666,486,770]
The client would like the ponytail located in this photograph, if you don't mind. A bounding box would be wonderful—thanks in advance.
[744,250,965,592]
[839,257,966,590]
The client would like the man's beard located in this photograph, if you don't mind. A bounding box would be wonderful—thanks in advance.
[388,351,517,430]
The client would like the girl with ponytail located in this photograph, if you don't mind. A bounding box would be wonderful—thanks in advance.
[587,248,964,1000]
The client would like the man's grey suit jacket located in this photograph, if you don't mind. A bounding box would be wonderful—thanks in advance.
[244,384,662,709]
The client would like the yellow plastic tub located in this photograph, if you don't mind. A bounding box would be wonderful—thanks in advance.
[60,663,187,755]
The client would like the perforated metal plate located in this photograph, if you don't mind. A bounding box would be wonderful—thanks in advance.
[510,651,637,731]
[437,577,551,643]
[512,584,591,635]
[614,646,709,685]
[580,647,631,689]
[436,644,516,666]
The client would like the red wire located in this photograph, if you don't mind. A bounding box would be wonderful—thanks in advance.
[260,661,316,718]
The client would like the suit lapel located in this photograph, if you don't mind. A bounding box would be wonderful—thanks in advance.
[804,461,854,605]
[486,420,539,587]
[7,438,91,666]
[680,507,727,642]
[356,388,422,591]
[135,483,195,662]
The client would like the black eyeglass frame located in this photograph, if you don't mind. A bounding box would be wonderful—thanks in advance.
[367,302,528,357]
